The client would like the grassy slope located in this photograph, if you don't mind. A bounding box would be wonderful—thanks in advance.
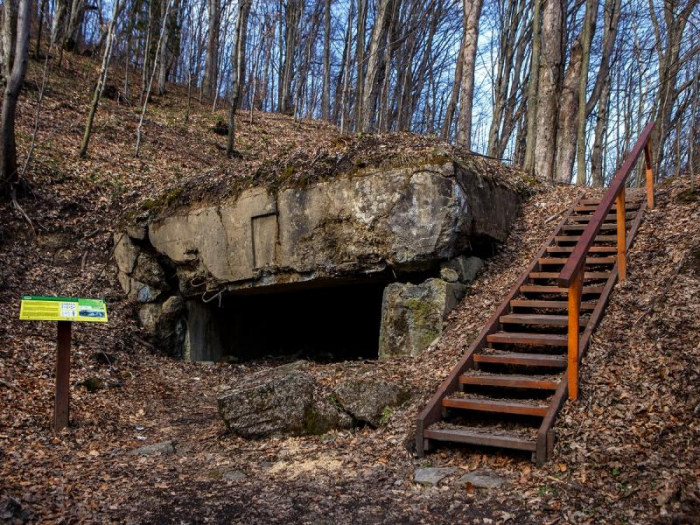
[0,52,698,523]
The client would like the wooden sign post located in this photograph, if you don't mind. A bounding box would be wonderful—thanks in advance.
[19,296,108,431]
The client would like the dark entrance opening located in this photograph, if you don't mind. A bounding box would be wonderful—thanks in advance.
[194,280,388,362]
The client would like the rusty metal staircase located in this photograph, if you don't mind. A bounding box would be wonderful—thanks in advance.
[415,124,656,465]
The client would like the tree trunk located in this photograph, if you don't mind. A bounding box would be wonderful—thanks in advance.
[78,0,121,158]
[523,0,541,172]
[533,0,563,180]
[1,0,31,187]
[354,0,367,130]
[202,0,220,99]
[360,0,394,132]
[555,39,583,183]
[455,0,484,149]
[573,0,599,184]
[590,79,610,186]
[440,40,463,140]
[226,0,251,157]
[279,0,302,114]
[321,0,331,120]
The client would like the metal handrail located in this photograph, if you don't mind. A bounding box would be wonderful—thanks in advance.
[558,122,655,400]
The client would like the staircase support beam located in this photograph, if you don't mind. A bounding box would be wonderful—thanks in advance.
[616,188,627,281]
[567,269,583,400]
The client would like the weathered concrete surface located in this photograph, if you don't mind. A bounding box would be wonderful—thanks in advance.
[115,161,520,358]
[378,278,467,360]
[139,162,518,295]
[217,364,353,438]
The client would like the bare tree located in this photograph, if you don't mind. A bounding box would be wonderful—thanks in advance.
[226,0,252,157]
[78,0,123,158]
[455,0,484,148]
[0,0,32,189]
[533,0,563,180]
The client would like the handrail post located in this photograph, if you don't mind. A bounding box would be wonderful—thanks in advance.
[616,187,627,281]
[644,142,654,209]
[567,268,583,400]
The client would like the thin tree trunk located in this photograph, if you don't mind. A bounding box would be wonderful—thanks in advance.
[226,0,252,157]
[574,0,599,184]
[202,0,220,99]
[1,0,31,187]
[135,0,172,157]
[78,0,121,158]
[590,79,610,186]
[533,0,563,180]
[440,39,463,140]
[321,0,331,120]
[360,0,394,132]
[455,0,484,149]
[523,0,541,172]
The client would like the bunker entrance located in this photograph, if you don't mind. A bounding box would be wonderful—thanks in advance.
[187,280,389,363]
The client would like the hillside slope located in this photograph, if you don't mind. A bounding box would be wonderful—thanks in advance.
[0,54,698,523]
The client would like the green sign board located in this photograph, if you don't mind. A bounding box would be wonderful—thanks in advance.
[19,296,108,323]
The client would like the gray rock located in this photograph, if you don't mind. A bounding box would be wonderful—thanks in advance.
[223,470,247,482]
[127,224,148,241]
[441,255,484,283]
[217,366,352,438]
[414,467,458,486]
[378,278,467,359]
[460,469,504,489]
[440,267,459,282]
[131,252,167,288]
[114,233,139,275]
[161,295,184,320]
[138,303,162,334]
[128,440,175,456]
[334,377,409,427]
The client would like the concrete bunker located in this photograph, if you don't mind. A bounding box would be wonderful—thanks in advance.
[115,159,523,362]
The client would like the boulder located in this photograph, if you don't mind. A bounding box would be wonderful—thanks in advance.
[334,377,409,427]
[441,255,484,283]
[378,278,467,359]
[217,364,352,438]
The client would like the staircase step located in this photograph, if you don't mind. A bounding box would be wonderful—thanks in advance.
[561,223,618,232]
[579,197,642,206]
[442,396,549,417]
[539,256,617,266]
[510,299,597,310]
[575,204,639,213]
[459,372,561,390]
[529,271,611,280]
[555,235,617,243]
[568,212,635,223]
[486,332,568,346]
[474,351,567,368]
[500,314,570,326]
[520,285,604,294]
[546,245,617,253]
[423,426,537,452]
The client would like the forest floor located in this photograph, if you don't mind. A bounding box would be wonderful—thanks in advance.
[1,52,699,524]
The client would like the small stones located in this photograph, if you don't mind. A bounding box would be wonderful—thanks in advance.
[223,470,247,482]
[460,469,504,489]
[127,440,176,457]
[413,467,458,486]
